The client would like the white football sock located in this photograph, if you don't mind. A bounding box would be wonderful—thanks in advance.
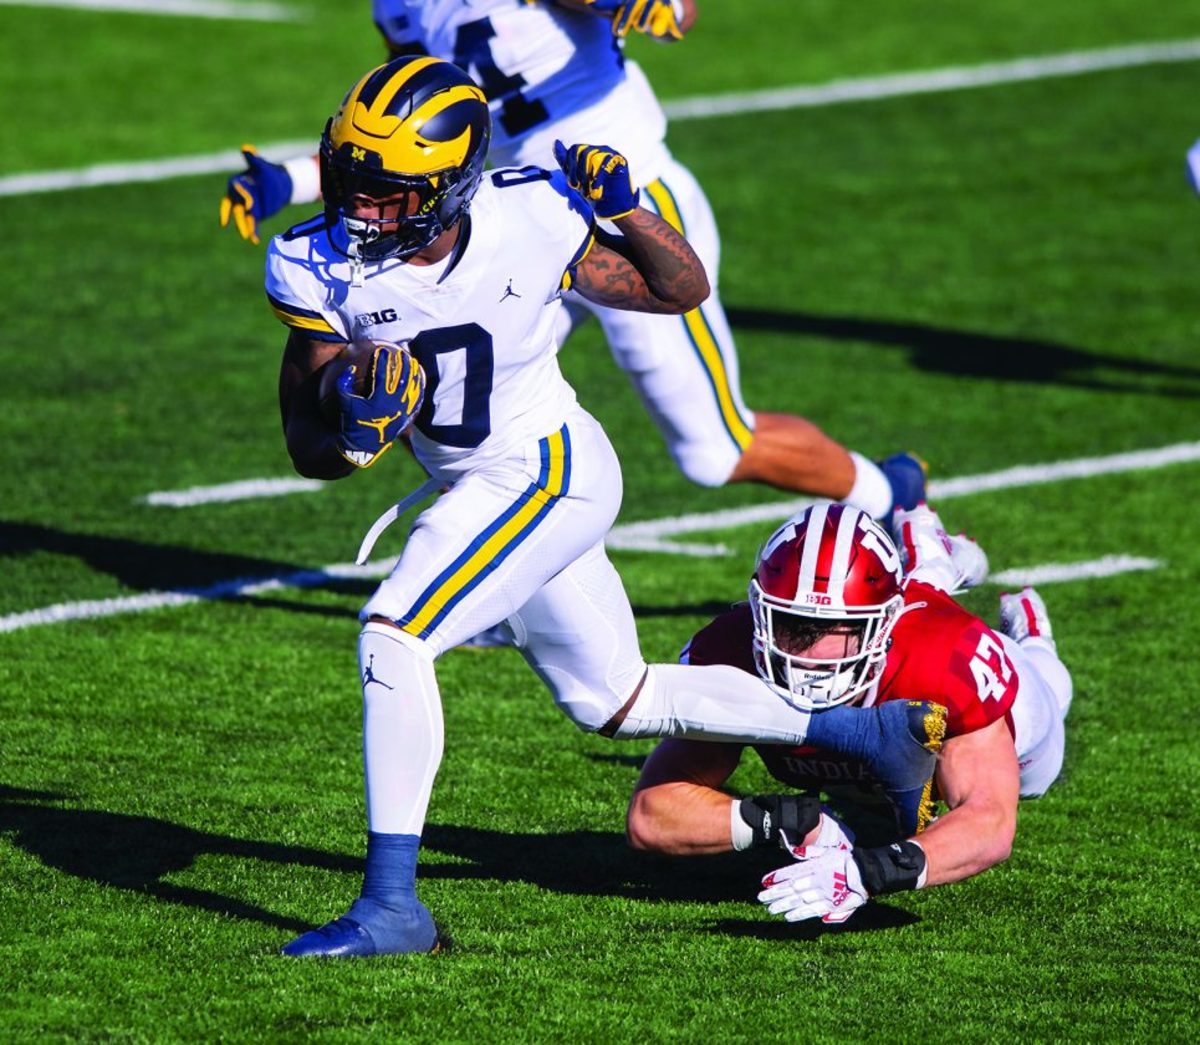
[359,622,444,836]
[846,452,893,519]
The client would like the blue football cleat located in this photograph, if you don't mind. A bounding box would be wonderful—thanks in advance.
[805,699,946,836]
[878,700,947,835]
[282,896,439,958]
[879,452,928,513]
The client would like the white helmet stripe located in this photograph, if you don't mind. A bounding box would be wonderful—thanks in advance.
[795,502,829,597]
[825,506,861,602]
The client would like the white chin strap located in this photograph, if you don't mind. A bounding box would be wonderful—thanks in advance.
[344,224,368,287]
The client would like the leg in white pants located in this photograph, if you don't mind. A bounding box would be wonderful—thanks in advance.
[560,157,887,509]
[510,539,822,743]
[1003,634,1074,798]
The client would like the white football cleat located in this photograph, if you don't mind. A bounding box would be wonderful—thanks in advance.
[892,502,988,593]
[999,587,1055,648]
[947,532,989,591]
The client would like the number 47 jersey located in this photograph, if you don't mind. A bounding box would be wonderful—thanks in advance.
[264,168,596,483]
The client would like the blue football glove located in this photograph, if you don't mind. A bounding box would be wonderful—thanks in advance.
[219,145,294,244]
[334,343,426,469]
[553,140,640,221]
[587,0,685,40]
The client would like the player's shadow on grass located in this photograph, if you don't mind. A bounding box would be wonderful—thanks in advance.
[0,790,914,936]
[0,787,358,932]
[420,824,918,935]
[707,904,919,940]
[420,824,764,904]
[0,521,371,620]
[726,307,1200,397]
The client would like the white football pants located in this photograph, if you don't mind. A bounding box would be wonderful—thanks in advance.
[356,406,816,833]
[1002,633,1074,798]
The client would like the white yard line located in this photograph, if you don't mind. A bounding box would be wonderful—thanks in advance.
[0,0,302,20]
[989,555,1161,588]
[142,477,323,507]
[607,440,1200,556]
[143,440,1200,521]
[3,37,1199,198]
[0,142,315,198]
[0,553,1163,635]
[663,38,1200,119]
[4,440,1195,634]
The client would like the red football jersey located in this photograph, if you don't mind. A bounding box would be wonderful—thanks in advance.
[682,580,1018,798]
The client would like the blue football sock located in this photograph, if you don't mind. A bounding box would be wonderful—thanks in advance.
[361,831,420,906]
[345,832,438,953]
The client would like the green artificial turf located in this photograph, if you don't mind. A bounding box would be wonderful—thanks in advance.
[1,1,1198,1039]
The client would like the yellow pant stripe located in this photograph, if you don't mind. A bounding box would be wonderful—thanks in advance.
[643,180,754,452]
[399,429,570,640]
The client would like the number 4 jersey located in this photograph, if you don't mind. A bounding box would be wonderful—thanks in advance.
[372,0,669,182]
[264,168,595,483]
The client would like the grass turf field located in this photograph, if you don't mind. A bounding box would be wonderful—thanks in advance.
[2,0,1200,1039]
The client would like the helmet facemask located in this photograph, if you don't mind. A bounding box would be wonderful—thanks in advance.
[749,579,903,709]
[320,136,474,262]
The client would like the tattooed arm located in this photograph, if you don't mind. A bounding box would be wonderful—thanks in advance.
[572,209,710,314]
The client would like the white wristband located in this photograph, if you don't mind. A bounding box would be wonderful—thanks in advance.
[283,155,322,206]
[911,839,929,889]
[730,800,755,852]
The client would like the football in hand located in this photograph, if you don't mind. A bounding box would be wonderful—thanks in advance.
[316,342,382,424]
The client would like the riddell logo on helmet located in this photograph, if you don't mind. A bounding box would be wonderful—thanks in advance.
[802,593,833,605]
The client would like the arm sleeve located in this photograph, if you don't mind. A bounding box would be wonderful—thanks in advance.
[264,239,346,343]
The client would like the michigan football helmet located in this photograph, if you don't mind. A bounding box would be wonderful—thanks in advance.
[749,504,906,710]
[320,56,491,262]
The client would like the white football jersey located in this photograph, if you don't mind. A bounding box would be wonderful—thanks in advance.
[371,0,669,183]
[265,168,595,481]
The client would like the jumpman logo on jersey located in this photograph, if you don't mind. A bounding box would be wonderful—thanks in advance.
[362,654,394,690]
[499,279,521,303]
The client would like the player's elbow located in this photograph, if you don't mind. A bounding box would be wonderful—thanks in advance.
[287,448,352,481]
[667,271,710,314]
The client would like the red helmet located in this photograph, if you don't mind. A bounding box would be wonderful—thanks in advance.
[749,504,905,709]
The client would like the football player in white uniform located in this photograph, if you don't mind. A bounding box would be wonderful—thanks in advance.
[223,0,927,517]
[267,56,945,957]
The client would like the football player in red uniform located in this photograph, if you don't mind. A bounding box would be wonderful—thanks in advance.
[626,502,1073,924]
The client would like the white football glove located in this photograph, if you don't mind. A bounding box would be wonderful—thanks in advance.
[809,807,856,851]
[758,845,868,924]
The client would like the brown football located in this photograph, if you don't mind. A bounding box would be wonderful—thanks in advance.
[316,343,376,423]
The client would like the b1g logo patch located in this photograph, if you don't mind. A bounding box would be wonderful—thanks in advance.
[356,308,399,329]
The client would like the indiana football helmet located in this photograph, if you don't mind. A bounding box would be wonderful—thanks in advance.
[320,56,491,262]
[749,504,906,710]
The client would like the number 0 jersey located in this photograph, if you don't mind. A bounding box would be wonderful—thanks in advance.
[682,580,1021,801]
[372,0,670,183]
[265,168,595,482]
